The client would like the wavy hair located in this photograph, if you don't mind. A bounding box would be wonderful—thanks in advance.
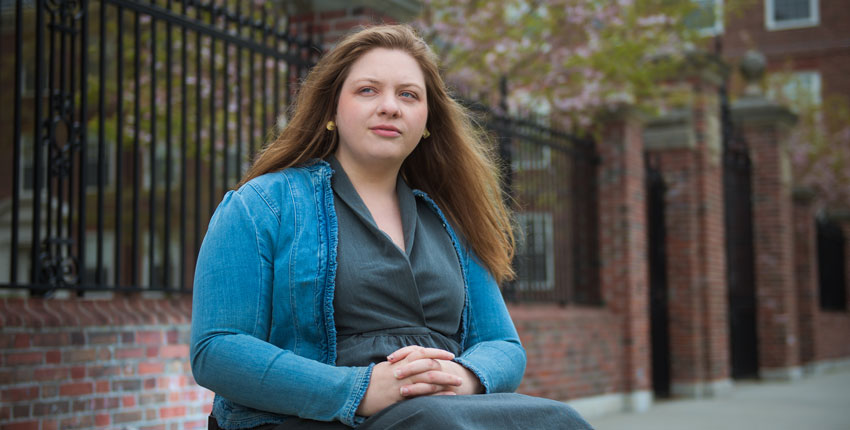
[238,24,515,283]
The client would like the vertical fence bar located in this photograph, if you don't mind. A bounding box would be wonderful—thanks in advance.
[260,3,268,142]
[272,16,280,156]
[132,10,141,287]
[12,0,24,286]
[165,0,174,289]
[64,4,74,278]
[235,0,242,181]
[46,4,55,266]
[31,0,45,285]
[149,4,158,288]
[180,0,188,290]
[78,0,90,290]
[114,5,124,286]
[194,2,202,260]
[208,3,216,221]
[61,6,70,278]
[248,5,255,163]
[222,22,229,193]
[96,0,107,286]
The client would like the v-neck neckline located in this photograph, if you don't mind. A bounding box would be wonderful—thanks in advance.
[327,156,417,256]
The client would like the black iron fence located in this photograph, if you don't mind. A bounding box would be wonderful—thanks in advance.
[464,94,599,305]
[1,0,320,293]
[2,1,599,303]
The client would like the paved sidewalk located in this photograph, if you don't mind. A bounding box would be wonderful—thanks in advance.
[590,368,850,430]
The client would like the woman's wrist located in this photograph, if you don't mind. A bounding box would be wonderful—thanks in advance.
[440,360,484,395]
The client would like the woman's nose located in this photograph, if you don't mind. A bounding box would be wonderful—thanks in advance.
[377,94,400,117]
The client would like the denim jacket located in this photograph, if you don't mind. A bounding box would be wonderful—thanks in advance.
[190,161,526,429]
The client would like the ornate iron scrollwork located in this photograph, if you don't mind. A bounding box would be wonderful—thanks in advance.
[36,0,86,288]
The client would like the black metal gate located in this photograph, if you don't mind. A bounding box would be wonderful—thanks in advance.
[817,217,847,310]
[646,154,670,397]
[723,127,759,379]
[1,0,319,293]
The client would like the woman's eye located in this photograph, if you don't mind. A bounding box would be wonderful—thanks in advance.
[358,87,376,94]
[400,91,417,99]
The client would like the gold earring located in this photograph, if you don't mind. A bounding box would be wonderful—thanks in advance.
[423,128,430,139]
[326,121,336,131]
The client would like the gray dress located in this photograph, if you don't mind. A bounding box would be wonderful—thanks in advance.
[268,158,593,430]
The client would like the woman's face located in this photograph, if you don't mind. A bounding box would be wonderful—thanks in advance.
[334,48,428,173]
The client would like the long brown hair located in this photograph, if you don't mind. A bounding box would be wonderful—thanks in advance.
[238,24,515,283]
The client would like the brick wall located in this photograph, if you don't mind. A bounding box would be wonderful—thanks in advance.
[509,305,623,401]
[595,110,652,398]
[0,296,212,430]
[746,122,801,372]
[291,6,401,48]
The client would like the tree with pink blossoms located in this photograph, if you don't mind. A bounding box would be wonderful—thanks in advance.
[415,0,746,128]
[416,0,848,210]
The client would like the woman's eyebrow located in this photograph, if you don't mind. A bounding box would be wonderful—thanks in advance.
[351,77,423,91]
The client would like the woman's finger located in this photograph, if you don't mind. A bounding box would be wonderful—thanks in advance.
[404,347,455,362]
[403,370,463,387]
[394,358,441,379]
[386,345,424,362]
[387,346,454,363]
[400,381,453,397]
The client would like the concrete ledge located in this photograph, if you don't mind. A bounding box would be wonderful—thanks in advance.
[804,357,850,375]
[761,366,804,381]
[643,109,695,151]
[566,390,653,419]
[731,96,797,126]
[671,378,734,398]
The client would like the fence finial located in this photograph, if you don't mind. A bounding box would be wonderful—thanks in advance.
[740,50,766,97]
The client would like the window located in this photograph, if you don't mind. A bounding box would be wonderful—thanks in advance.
[766,0,819,30]
[514,212,555,291]
[143,144,180,190]
[687,0,724,36]
[81,233,115,285]
[141,235,180,288]
[20,135,113,193]
[768,71,822,109]
[510,92,552,171]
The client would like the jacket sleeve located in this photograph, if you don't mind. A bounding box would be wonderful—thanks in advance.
[453,252,526,394]
[189,184,370,427]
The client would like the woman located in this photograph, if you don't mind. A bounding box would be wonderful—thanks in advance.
[190,24,593,429]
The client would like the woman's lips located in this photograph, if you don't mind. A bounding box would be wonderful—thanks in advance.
[370,126,401,137]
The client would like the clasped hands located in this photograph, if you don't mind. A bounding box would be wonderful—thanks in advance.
[356,345,484,417]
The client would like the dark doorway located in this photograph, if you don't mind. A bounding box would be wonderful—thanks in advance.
[817,218,847,311]
[646,155,671,397]
[724,144,759,379]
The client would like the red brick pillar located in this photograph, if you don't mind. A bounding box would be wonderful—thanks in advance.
[290,1,419,48]
[732,94,800,380]
[643,78,731,397]
[596,109,651,411]
[792,188,818,369]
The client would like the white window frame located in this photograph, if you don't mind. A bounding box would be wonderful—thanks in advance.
[141,234,181,288]
[19,135,114,194]
[514,212,555,291]
[766,0,819,31]
[510,92,552,172]
[82,232,115,285]
[692,0,724,36]
[768,70,822,109]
